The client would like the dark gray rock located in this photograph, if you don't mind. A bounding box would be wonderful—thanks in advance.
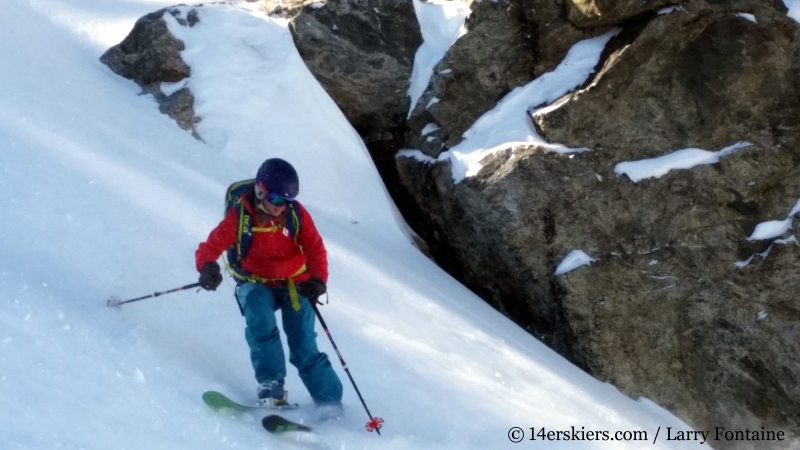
[157,87,199,135]
[100,7,199,136]
[288,0,422,139]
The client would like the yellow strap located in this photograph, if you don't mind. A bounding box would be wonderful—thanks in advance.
[287,279,300,311]
[231,264,307,311]
[252,225,280,232]
[236,202,246,259]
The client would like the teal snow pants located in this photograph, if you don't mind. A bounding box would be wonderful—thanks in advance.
[237,281,343,405]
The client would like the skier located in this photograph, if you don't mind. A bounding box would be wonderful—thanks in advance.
[194,158,343,415]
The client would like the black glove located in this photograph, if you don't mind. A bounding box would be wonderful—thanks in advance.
[297,276,326,302]
[199,261,223,291]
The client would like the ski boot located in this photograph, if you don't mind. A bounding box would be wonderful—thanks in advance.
[256,380,291,408]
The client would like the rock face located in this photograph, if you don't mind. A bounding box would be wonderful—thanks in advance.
[535,1,800,159]
[287,0,422,139]
[397,0,800,446]
[522,2,800,440]
[100,7,199,136]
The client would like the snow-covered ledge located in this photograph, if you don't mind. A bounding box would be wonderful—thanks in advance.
[614,142,752,183]
[555,250,597,276]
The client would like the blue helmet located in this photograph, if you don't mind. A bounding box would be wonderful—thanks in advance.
[255,158,299,199]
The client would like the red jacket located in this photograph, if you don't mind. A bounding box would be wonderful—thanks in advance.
[195,196,328,284]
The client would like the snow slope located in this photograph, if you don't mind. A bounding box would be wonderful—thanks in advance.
[1,1,709,449]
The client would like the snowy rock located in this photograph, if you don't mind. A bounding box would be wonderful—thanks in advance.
[394,0,800,441]
[534,1,800,161]
[100,7,199,137]
[100,8,191,86]
[410,0,605,149]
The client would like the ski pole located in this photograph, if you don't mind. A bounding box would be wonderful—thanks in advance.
[107,282,202,309]
[311,301,383,435]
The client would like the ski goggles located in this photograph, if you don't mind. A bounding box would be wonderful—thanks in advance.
[255,181,294,206]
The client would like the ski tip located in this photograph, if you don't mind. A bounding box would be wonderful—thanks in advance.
[202,391,238,410]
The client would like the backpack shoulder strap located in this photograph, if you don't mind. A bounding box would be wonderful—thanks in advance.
[224,180,255,267]
[285,201,302,245]
[226,179,255,214]
[235,198,254,263]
